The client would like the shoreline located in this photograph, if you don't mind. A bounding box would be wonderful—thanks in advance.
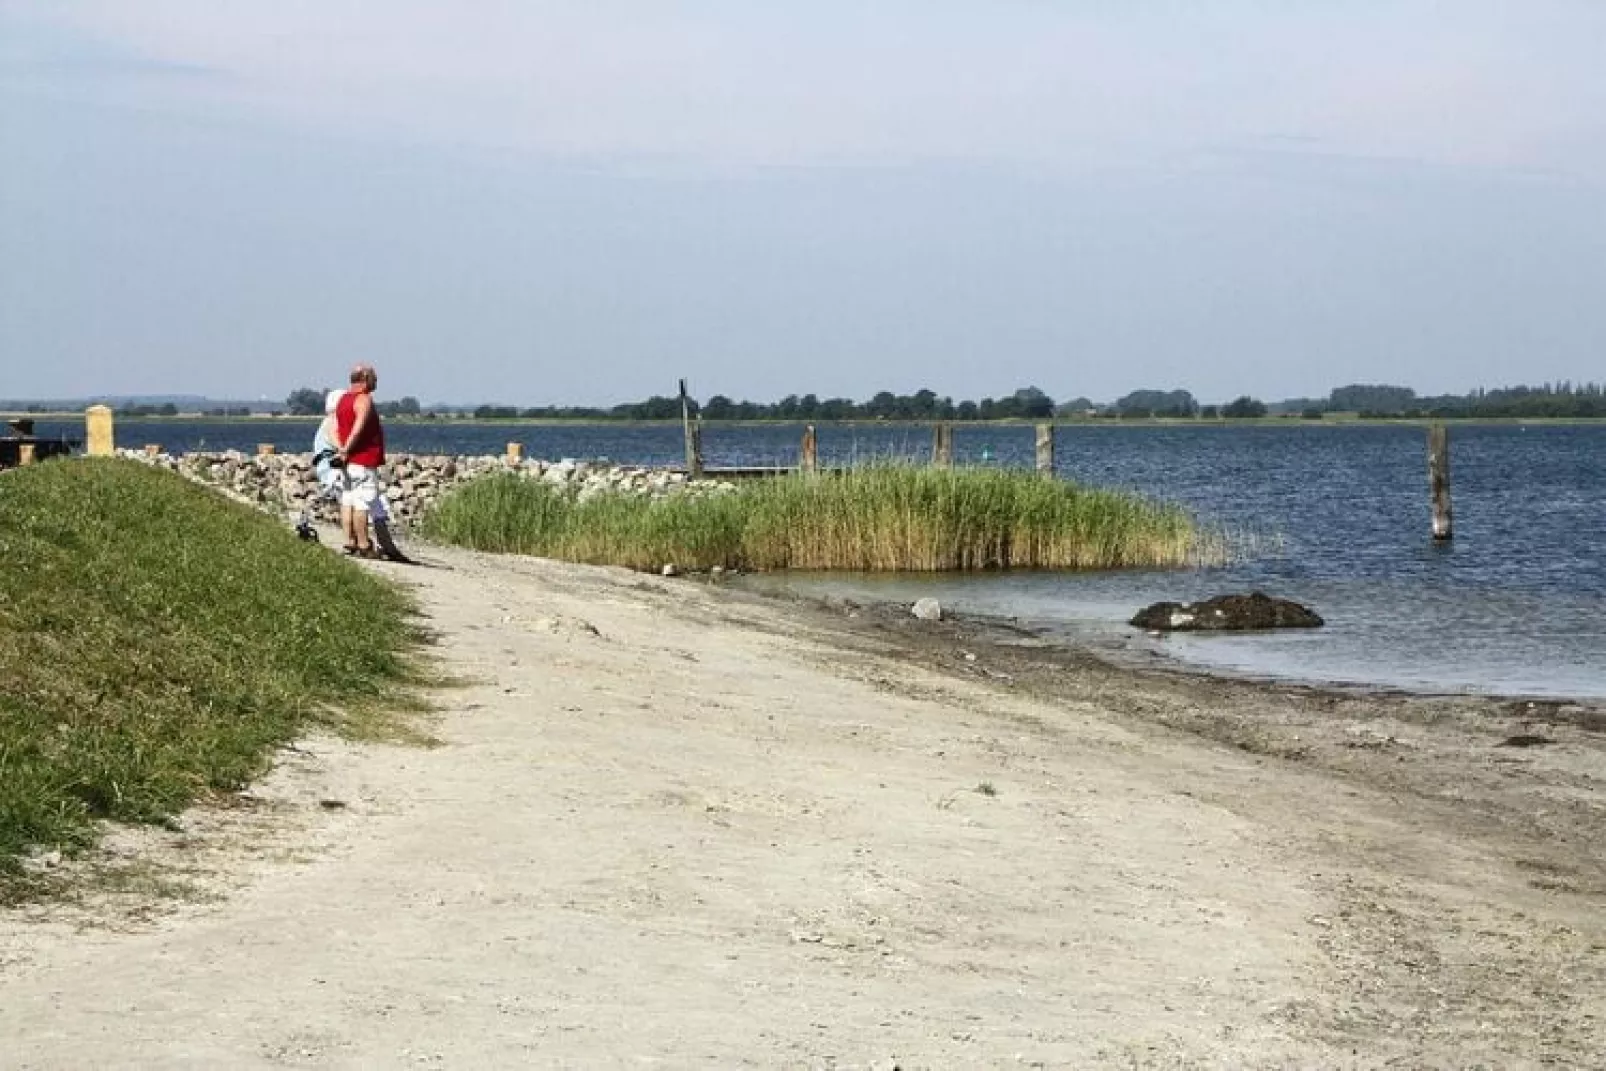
[1019,609,1606,707]
[920,597,1605,720]
[738,572,1606,707]
[715,573,1606,886]
[753,569,1606,714]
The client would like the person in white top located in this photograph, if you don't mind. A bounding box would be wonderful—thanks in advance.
[313,389,346,506]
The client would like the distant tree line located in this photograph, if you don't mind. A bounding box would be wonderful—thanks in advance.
[466,386,1061,422]
[268,381,1606,422]
[285,388,422,418]
[1220,396,1269,419]
[0,400,249,415]
[1107,389,1199,419]
[1321,382,1606,419]
[117,402,179,417]
[462,387,1256,421]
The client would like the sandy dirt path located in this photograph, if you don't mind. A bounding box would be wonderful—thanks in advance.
[2,547,1603,1068]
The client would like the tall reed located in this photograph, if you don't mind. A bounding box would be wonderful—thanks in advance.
[424,465,1202,572]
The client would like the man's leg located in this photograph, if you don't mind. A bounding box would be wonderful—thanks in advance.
[340,503,359,549]
[339,469,361,550]
[347,467,377,552]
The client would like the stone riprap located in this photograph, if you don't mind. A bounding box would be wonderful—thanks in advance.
[116,450,734,526]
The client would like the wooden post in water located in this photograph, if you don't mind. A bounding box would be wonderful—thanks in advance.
[932,423,954,468]
[1428,423,1453,541]
[144,444,161,457]
[85,405,114,457]
[18,443,35,466]
[257,443,276,457]
[506,442,524,465]
[800,425,818,475]
[1035,423,1055,476]
[679,379,704,479]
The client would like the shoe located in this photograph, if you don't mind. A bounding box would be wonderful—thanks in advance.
[354,546,382,560]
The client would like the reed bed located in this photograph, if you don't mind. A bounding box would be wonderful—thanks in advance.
[424,465,1201,572]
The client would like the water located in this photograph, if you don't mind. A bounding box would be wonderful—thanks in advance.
[36,418,1606,698]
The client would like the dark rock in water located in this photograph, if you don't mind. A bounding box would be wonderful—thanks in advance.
[1130,592,1324,632]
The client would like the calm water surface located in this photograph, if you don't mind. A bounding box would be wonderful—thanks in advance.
[38,419,1606,698]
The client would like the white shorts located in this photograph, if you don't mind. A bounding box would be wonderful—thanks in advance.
[340,464,382,512]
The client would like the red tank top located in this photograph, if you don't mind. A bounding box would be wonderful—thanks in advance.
[336,391,385,467]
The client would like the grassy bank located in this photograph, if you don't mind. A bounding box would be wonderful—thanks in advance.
[0,459,424,899]
[424,465,1201,571]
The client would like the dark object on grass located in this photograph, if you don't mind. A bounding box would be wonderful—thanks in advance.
[1131,592,1324,632]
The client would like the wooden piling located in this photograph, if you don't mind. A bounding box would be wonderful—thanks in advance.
[18,443,35,466]
[932,423,954,468]
[506,442,524,465]
[257,443,276,456]
[1035,423,1055,476]
[1428,424,1453,541]
[144,444,162,457]
[84,405,114,457]
[800,425,818,475]
[679,379,704,478]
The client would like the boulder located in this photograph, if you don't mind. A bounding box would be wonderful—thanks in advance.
[911,598,943,622]
[1130,592,1323,632]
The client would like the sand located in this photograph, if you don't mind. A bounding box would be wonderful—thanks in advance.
[2,545,1603,1068]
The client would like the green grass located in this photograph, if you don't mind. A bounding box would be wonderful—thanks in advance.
[423,464,1202,572]
[0,459,426,899]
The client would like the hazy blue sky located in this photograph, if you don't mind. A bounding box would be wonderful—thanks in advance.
[3,1,1603,405]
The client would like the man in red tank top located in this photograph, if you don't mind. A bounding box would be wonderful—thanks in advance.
[335,363,387,557]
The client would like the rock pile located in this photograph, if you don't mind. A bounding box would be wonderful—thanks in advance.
[1130,592,1324,632]
[117,449,736,526]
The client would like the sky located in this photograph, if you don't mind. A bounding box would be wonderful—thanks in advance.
[2,1,1604,407]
